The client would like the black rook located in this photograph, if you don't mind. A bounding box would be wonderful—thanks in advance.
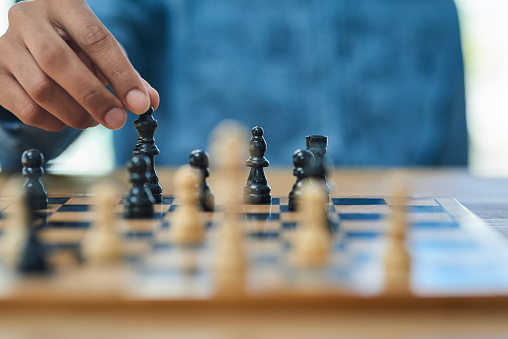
[306,135,330,201]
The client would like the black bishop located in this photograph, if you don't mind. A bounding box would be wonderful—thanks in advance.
[243,126,271,204]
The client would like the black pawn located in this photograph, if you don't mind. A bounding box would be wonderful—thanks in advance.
[123,155,155,219]
[133,107,163,202]
[306,135,330,201]
[18,214,49,274]
[189,150,215,212]
[288,149,315,212]
[243,126,271,204]
[21,149,48,211]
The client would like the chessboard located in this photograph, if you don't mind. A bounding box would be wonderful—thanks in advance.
[1,191,508,304]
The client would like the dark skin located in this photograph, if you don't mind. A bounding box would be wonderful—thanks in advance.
[0,0,160,132]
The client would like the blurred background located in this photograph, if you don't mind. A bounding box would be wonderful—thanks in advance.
[1,0,507,175]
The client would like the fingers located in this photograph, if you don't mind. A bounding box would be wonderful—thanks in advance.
[13,8,128,130]
[142,79,160,111]
[1,0,159,132]
[0,72,66,131]
[49,1,150,115]
[4,40,98,130]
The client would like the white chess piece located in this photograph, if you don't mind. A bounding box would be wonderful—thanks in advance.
[82,182,123,265]
[0,178,29,269]
[384,181,411,294]
[171,165,205,244]
[291,179,331,268]
[209,121,248,295]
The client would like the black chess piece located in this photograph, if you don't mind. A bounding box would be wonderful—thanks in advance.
[123,155,155,219]
[288,149,315,212]
[243,126,271,204]
[306,135,330,201]
[133,107,163,202]
[18,211,49,274]
[189,149,215,212]
[21,149,48,211]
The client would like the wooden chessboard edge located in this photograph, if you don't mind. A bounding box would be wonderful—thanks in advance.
[2,293,508,310]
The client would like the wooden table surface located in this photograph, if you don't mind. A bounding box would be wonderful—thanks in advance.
[2,167,508,338]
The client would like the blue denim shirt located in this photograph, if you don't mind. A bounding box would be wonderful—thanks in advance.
[0,0,467,171]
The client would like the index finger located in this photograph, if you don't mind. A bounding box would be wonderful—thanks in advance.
[48,0,150,115]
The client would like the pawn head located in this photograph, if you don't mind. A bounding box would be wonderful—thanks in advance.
[189,149,209,168]
[127,155,151,174]
[21,149,44,168]
[252,126,263,137]
[292,149,314,168]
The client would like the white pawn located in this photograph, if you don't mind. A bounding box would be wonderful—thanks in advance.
[209,121,248,295]
[291,180,331,268]
[0,178,30,269]
[82,182,123,265]
[171,165,205,244]
[213,210,246,295]
[384,183,411,294]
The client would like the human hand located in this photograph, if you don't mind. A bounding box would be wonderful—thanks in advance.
[0,0,160,131]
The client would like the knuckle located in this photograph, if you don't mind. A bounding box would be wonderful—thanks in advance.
[110,68,127,81]
[80,87,103,107]
[37,43,67,71]
[28,76,54,102]
[19,103,46,126]
[81,24,110,51]
[7,2,30,23]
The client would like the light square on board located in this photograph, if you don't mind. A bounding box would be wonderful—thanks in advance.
[385,198,440,207]
[48,212,92,222]
[40,228,87,244]
[408,212,453,223]
[243,219,281,234]
[335,205,392,214]
[243,204,281,214]
[340,220,389,233]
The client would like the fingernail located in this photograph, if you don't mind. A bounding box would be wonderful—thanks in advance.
[126,89,150,114]
[105,108,126,130]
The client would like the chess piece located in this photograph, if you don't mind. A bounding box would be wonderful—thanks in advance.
[243,126,271,204]
[82,182,123,265]
[288,149,315,211]
[21,149,48,211]
[291,180,331,268]
[133,107,163,202]
[213,207,246,295]
[306,135,330,201]
[209,120,248,205]
[209,121,248,295]
[189,150,215,212]
[123,155,155,219]
[171,165,205,244]
[18,216,49,274]
[0,178,48,273]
